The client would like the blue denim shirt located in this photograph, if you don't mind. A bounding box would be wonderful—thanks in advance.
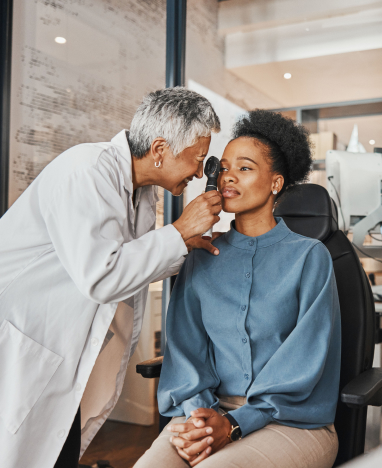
[158,217,341,437]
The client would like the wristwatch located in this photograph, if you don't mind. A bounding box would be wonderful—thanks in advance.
[228,424,242,442]
[223,413,242,442]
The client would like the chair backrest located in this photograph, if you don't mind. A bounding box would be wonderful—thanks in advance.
[274,184,376,466]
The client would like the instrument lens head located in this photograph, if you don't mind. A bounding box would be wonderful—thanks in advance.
[204,156,220,179]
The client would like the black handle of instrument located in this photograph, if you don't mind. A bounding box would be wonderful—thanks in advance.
[202,156,220,239]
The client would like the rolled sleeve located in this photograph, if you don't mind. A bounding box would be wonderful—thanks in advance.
[228,407,271,437]
[181,395,220,421]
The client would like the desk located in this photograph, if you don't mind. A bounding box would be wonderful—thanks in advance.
[341,446,382,467]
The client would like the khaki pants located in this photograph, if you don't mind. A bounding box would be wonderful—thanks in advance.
[134,396,338,468]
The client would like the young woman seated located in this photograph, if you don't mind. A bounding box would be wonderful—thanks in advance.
[135,110,341,468]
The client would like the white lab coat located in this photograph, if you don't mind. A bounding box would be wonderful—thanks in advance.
[0,130,187,467]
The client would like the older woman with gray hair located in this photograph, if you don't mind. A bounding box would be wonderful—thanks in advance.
[0,87,221,468]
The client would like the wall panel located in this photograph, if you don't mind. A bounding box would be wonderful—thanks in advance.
[9,0,166,205]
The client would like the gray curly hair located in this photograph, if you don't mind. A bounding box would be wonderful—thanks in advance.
[128,87,221,158]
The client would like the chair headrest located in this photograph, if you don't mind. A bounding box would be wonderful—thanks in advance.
[274,184,338,242]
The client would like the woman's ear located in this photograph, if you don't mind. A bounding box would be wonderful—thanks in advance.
[150,137,167,167]
[272,175,284,194]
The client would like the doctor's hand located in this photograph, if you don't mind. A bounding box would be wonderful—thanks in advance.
[173,191,222,243]
[185,231,224,256]
[168,418,214,466]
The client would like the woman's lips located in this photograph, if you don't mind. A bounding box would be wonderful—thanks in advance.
[222,187,240,198]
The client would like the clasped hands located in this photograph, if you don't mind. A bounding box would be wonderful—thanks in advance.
[167,408,232,466]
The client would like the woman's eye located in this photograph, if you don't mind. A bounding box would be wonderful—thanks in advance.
[240,166,251,171]
[219,167,228,172]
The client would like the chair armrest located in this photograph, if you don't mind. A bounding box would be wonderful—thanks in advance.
[136,356,163,378]
[341,368,382,408]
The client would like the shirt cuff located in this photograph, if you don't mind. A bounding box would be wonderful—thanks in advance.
[181,398,219,421]
[228,405,272,437]
[224,413,239,428]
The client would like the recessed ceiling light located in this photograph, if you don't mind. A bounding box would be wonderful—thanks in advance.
[284,73,292,79]
[305,28,310,31]
[369,139,376,145]
[55,37,66,44]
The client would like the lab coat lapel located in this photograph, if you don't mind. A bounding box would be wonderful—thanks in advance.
[135,187,158,238]
[111,129,158,238]
[111,130,134,195]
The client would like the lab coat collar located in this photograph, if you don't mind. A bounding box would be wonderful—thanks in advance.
[111,130,159,206]
[226,217,291,250]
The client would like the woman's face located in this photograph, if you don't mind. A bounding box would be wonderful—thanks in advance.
[163,136,211,196]
[218,137,283,214]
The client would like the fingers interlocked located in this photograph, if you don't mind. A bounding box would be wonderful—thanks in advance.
[168,420,214,466]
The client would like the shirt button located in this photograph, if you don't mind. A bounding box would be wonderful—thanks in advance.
[242,338,247,343]
[57,429,66,438]
[244,374,249,380]
[248,240,254,246]
[241,305,246,311]
[245,272,250,278]
[91,338,99,347]
[75,383,81,391]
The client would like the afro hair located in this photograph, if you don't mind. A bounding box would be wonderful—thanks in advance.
[232,109,313,196]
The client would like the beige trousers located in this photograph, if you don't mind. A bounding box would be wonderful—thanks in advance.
[134,396,338,468]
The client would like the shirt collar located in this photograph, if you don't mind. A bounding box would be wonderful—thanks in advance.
[110,130,159,206]
[225,217,291,250]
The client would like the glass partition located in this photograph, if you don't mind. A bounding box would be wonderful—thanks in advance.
[9,0,167,209]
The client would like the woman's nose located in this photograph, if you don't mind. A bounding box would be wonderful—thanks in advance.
[223,171,237,183]
[195,163,204,179]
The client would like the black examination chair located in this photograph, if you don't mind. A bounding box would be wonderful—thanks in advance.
[137,183,382,467]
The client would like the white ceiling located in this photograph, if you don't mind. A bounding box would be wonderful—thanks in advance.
[219,0,382,108]
[218,0,382,35]
[229,48,382,107]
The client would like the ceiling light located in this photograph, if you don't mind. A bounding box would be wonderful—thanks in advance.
[55,37,66,44]
[305,28,310,31]
[369,139,375,145]
[284,73,292,79]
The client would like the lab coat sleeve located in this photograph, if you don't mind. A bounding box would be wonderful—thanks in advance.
[157,252,220,420]
[151,256,186,283]
[43,165,188,304]
[227,242,342,437]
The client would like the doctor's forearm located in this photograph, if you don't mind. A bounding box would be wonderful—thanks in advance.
[81,225,187,303]
[151,257,185,283]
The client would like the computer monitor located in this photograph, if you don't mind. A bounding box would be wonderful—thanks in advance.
[326,150,382,233]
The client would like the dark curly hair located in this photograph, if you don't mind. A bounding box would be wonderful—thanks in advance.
[232,109,313,197]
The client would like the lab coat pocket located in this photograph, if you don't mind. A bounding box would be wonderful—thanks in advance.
[0,320,63,434]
